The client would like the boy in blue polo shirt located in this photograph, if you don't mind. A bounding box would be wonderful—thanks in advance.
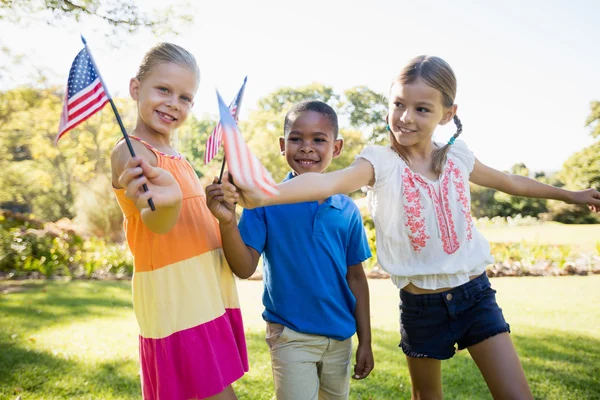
[205,100,373,400]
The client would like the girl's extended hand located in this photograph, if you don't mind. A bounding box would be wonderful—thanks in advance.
[222,171,267,209]
[567,188,600,213]
[118,157,182,210]
[205,177,236,225]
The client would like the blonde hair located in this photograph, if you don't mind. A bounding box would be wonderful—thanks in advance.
[393,55,462,175]
[136,42,200,82]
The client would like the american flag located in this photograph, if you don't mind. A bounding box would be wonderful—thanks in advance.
[216,90,278,196]
[204,76,247,164]
[56,47,109,143]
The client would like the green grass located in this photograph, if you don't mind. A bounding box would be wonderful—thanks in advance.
[479,224,600,252]
[1,277,599,399]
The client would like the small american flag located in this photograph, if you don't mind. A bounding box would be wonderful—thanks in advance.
[56,46,109,143]
[216,90,278,196]
[204,76,247,164]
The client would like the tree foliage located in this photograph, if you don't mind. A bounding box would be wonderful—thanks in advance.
[557,141,600,192]
[0,86,136,221]
[0,0,192,36]
[471,163,549,218]
[342,86,388,145]
[3,83,599,237]
[586,101,600,139]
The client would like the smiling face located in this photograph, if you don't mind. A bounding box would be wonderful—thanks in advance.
[388,77,456,148]
[279,110,343,175]
[130,62,198,137]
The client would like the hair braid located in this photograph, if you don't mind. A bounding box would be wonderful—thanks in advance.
[431,115,463,175]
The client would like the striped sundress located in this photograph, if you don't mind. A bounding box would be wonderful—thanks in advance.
[113,136,248,399]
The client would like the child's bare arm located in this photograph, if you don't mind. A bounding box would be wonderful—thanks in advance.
[205,179,260,279]
[470,158,600,212]
[222,158,375,208]
[111,143,182,234]
[347,263,374,379]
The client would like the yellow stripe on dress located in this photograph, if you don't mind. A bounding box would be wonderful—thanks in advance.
[133,248,241,339]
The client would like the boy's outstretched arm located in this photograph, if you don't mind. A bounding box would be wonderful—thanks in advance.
[205,178,260,279]
[347,263,374,380]
[470,159,600,212]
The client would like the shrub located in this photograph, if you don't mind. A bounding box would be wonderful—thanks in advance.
[0,209,132,279]
[541,201,600,224]
[74,176,125,242]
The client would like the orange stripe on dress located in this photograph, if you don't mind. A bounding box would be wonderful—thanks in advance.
[117,199,221,272]
[112,154,222,271]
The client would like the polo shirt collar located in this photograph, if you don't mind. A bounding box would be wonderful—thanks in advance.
[282,171,342,210]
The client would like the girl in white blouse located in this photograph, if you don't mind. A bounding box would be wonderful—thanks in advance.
[221,55,600,399]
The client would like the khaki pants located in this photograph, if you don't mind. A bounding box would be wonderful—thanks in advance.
[265,322,353,400]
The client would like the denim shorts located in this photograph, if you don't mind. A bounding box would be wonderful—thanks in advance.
[399,273,510,360]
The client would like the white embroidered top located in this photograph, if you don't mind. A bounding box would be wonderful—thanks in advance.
[358,140,494,290]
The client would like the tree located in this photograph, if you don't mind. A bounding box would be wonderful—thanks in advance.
[471,163,549,218]
[546,102,600,223]
[0,85,138,221]
[557,142,600,192]
[470,184,500,218]
[557,102,600,193]
[256,84,339,114]
[586,101,600,139]
[175,113,223,184]
[342,86,388,145]
[0,0,192,36]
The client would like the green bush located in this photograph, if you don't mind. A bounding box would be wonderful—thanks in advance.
[74,176,125,243]
[355,197,378,269]
[80,238,133,278]
[0,210,132,279]
[541,201,600,224]
[490,241,574,268]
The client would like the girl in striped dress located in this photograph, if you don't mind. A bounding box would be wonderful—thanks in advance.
[111,43,248,400]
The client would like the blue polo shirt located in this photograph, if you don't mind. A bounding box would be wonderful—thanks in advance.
[238,172,371,341]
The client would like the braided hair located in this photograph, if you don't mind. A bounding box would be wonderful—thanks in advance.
[431,115,463,174]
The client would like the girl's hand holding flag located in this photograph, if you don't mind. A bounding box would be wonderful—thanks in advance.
[118,157,182,210]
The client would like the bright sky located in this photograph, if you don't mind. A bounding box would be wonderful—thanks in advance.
[3,0,599,172]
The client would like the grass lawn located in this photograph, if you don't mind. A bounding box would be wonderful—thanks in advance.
[479,223,600,253]
[1,276,599,399]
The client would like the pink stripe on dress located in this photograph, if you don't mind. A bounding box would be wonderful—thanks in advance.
[139,309,248,400]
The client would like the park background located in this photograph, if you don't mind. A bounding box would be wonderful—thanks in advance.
[1,1,599,399]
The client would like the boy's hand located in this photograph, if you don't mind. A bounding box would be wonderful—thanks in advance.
[119,157,182,210]
[206,177,236,225]
[222,171,267,209]
[567,188,600,213]
[352,343,374,380]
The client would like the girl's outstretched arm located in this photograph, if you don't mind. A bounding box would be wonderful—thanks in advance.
[470,158,600,212]
[223,158,375,208]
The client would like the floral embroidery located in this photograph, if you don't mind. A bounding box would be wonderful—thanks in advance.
[439,168,460,254]
[447,159,473,241]
[402,168,430,252]
[413,174,459,255]
[401,158,473,255]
